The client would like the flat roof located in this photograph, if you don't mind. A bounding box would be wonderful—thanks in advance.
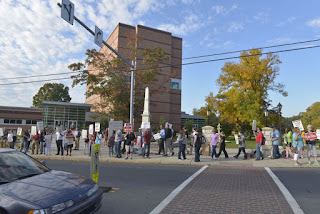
[0,106,42,113]
[43,101,92,108]
[181,112,205,120]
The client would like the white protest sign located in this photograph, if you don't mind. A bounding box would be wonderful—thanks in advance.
[95,122,101,132]
[81,129,88,139]
[37,121,44,131]
[153,133,161,140]
[234,134,239,144]
[31,126,37,135]
[292,120,304,131]
[109,121,123,130]
[141,122,151,129]
[316,129,320,140]
[252,120,257,131]
[17,127,22,136]
[89,124,94,135]
[0,128,3,137]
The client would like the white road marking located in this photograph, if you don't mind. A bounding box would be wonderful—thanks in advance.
[265,167,304,214]
[150,165,208,214]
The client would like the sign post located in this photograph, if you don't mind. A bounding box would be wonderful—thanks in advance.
[90,144,100,183]
[58,1,135,129]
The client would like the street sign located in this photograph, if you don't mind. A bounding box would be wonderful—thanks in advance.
[91,144,100,183]
[89,124,94,135]
[109,121,123,130]
[95,122,101,132]
[61,0,74,25]
[124,123,132,133]
[94,25,103,48]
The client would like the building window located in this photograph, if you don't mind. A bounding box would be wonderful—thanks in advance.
[4,119,9,124]
[32,120,37,124]
[170,78,181,90]
[16,120,22,124]
[9,119,16,124]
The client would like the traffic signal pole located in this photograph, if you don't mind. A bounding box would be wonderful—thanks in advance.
[58,2,135,127]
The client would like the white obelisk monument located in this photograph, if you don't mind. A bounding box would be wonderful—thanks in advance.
[141,87,150,124]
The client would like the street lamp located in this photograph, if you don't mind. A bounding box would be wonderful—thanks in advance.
[207,108,211,125]
[264,108,268,127]
[277,102,282,144]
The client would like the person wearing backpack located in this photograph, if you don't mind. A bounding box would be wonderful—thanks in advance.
[177,129,187,160]
[164,123,174,156]
[234,131,247,160]
[194,129,202,162]
[254,128,264,161]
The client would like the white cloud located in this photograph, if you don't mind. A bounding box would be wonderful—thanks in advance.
[0,0,163,107]
[227,22,244,32]
[254,12,269,24]
[267,37,294,45]
[276,16,296,27]
[200,34,234,50]
[157,14,202,35]
[307,18,320,28]
[212,5,226,15]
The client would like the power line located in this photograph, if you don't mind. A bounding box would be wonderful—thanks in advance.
[182,38,320,60]
[0,77,71,86]
[1,44,319,86]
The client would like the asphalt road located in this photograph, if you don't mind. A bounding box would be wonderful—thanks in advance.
[271,168,320,214]
[44,160,200,214]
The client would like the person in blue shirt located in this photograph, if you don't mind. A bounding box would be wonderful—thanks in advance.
[292,127,304,166]
[271,125,281,159]
[158,125,165,155]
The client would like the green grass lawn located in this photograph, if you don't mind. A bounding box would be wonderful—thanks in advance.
[225,136,256,149]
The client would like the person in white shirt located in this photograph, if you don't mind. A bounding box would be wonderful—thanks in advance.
[44,131,53,155]
[55,130,64,156]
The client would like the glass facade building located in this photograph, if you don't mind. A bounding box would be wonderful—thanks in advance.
[42,101,92,130]
[181,112,206,130]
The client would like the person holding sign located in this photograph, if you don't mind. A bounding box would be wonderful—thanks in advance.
[292,127,304,166]
[304,124,318,165]
[65,130,75,156]
[125,131,135,159]
[234,131,247,160]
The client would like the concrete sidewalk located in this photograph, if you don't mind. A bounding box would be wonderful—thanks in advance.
[28,140,320,168]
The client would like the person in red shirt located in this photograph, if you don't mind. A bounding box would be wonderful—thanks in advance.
[143,129,152,158]
[254,128,264,160]
[31,132,40,155]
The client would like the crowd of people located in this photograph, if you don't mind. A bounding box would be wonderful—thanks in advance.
[0,123,318,166]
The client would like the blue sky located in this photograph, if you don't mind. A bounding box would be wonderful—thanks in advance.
[0,0,320,117]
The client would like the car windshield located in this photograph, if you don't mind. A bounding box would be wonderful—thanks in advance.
[0,151,50,184]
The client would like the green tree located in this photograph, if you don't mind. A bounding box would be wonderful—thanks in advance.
[183,119,193,132]
[214,49,287,131]
[192,92,218,125]
[301,102,320,129]
[69,33,171,122]
[32,83,71,108]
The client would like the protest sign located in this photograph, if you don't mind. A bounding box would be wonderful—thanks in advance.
[292,120,304,131]
[89,124,94,135]
[17,127,22,136]
[252,120,257,131]
[124,123,132,133]
[0,128,3,137]
[81,129,88,139]
[305,132,317,140]
[37,121,44,131]
[95,122,100,132]
[153,133,161,140]
[234,134,239,144]
[141,122,150,129]
[316,129,320,140]
[31,126,37,135]
[109,121,123,130]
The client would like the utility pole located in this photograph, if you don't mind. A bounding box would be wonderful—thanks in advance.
[58,1,135,128]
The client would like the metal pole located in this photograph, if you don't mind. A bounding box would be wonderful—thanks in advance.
[265,116,267,127]
[57,3,135,128]
[279,113,281,145]
[130,61,135,127]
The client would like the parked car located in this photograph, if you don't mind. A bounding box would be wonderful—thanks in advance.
[0,149,103,214]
